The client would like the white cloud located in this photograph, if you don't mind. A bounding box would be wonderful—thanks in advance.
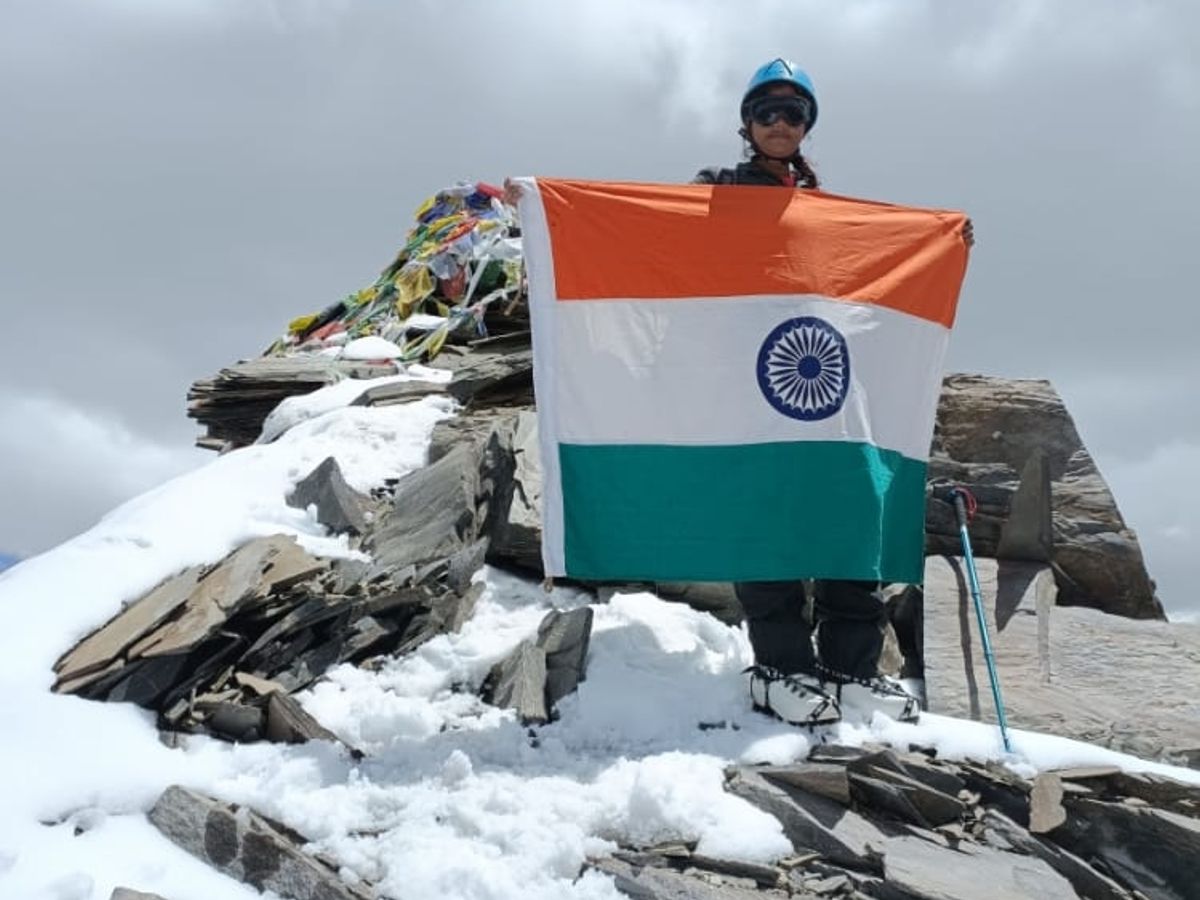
[0,390,204,556]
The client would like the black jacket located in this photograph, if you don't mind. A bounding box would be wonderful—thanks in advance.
[692,160,800,187]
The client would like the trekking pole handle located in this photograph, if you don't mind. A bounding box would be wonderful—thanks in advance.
[952,490,968,529]
[949,486,977,530]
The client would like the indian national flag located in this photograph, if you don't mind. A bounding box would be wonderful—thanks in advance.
[516,178,968,584]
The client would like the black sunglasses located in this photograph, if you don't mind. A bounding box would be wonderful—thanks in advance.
[747,95,812,128]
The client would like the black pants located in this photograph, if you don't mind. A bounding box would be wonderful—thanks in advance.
[733,580,884,680]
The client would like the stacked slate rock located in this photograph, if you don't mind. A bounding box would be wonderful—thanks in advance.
[56,337,587,746]
[187,357,398,450]
[589,745,1200,900]
[132,745,1200,900]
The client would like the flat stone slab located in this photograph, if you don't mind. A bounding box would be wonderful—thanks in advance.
[592,856,783,899]
[1050,797,1200,900]
[366,443,480,573]
[130,536,326,658]
[148,786,370,900]
[484,640,549,723]
[881,834,1080,900]
[725,767,889,871]
[54,565,204,686]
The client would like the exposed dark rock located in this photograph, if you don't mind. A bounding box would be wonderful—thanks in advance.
[110,890,170,900]
[879,834,1079,899]
[1045,796,1200,900]
[147,786,370,900]
[996,450,1054,563]
[482,411,543,573]
[52,563,206,692]
[54,530,482,745]
[365,442,482,574]
[848,770,965,830]
[104,653,194,708]
[264,692,361,758]
[483,640,549,723]
[806,745,875,766]
[720,746,1198,900]
[132,537,326,660]
[391,583,484,658]
[286,457,371,536]
[201,701,265,743]
[981,810,1136,900]
[327,558,373,595]
[538,607,593,708]
[590,857,788,899]
[351,378,448,408]
[188,356,397,449]
[845,750,968,801]
[446,539,490,593]
[442,348,534,407]
[686,854,785,888]
[928,374,1162,620]
[1056,768,1200,816]
[758,763,852,806]
[482,606,593,723]
[725,767,891,872]
[428,407,521,467]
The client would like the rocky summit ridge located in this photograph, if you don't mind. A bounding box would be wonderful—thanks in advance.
[51,313,1200,899]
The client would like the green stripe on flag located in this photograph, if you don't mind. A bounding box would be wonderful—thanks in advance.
[559,441,927,583]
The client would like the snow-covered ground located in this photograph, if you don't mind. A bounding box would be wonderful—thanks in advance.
[2,374,1197,900]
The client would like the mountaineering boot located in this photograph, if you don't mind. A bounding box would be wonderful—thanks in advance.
[746,666,841,726]
[823,669,920,724]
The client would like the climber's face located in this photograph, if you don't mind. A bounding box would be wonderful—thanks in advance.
[745,84,809,158]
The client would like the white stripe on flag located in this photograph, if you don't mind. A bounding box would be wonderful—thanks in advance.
[551,295,948,460]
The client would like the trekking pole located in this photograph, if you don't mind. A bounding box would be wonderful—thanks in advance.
[949,486,1014,755]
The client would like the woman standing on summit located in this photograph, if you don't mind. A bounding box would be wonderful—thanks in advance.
[507,59,971,728]
[696,59,973,728]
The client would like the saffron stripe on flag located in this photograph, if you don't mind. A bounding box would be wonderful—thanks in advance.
[535,178,967,328]
[559,441,928,583]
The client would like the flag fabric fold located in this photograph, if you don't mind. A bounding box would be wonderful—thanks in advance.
[517,178,967,583]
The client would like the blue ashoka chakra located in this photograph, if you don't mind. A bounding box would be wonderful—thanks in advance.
[756,316,850,421]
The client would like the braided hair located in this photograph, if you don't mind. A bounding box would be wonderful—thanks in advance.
[789,152,820,189]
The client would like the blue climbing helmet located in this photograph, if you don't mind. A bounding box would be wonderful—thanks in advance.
[740,58,818,130]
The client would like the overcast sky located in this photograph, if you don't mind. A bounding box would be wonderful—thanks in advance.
[2,0,1197,618]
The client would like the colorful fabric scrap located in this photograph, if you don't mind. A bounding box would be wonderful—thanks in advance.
[264,181,523,361]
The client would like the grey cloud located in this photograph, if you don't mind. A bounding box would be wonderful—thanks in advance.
[0,389,204,556]
[1,0,1196,609]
